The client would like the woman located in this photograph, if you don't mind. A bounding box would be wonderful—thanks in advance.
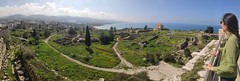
[208,13,240,81]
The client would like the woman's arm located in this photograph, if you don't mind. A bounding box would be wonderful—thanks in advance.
[212,38,237,74]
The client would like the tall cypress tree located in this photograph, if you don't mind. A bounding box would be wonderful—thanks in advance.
[85,25,91,48]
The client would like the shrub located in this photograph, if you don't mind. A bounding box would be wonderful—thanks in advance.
[184,48,192,58]
[99,32,113,45]
[146,53,160,65]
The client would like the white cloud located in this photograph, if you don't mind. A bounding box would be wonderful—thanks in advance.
[0,2,117,20]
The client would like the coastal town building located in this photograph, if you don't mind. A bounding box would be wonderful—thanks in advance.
[154,23,164,30]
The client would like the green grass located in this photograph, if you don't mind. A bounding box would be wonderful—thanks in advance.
[6,49,17,81]
[117,41,149,66]
[118,41,176,66]
[30,42,120,80]
[48,34,120,68]
[6,62,16,81]
[28,59,61,80]
[117,30,204,67]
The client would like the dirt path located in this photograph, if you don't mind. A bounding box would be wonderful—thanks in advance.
[44,35,184,80]
[44,35,131,74]
[113,42,134,68]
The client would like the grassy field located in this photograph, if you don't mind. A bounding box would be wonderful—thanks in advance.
[117,30,205,67]
[9,28,150,80]
[8,28,216,80]
[48,34,120,68]
[28,58,61,80]
[118,40,175,66]
[30,42,121,80]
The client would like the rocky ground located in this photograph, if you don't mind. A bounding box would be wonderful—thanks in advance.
[181,40,219,81]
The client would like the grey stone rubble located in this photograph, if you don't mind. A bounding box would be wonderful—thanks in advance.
[198,46,240,81]
[162,75,181,81]
[0,37,11,81]
[182,40,218,71]
[180,40,218,81]
[196,29,240,81]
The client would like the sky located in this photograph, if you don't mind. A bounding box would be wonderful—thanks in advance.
[0,0,239,26]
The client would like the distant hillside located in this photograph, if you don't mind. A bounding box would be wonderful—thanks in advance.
[0,14,121,24]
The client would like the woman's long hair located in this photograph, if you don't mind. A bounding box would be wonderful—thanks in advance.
[222,13,240,48]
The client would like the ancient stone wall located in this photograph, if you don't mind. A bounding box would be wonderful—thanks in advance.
[0,37,6,70]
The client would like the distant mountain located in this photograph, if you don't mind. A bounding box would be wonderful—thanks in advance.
[0,14,121,24]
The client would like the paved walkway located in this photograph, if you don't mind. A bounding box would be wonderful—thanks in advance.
[113,42,134,68]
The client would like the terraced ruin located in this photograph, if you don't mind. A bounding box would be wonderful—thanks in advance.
[0,23,221,81]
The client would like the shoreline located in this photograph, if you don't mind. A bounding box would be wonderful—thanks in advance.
[94,22,220,32]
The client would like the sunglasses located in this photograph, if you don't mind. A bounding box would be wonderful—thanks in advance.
[220,21,222,24]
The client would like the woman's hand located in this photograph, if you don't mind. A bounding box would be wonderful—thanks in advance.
[207,64,213,70]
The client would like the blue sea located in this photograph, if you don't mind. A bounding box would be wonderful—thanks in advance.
[95,23,221,32]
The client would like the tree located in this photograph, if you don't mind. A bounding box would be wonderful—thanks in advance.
[113,27,117,32]
[146,53,160,65]
[29,29,40,45]
[39,24,42,29]
[85,25,91,48]
[161,51,174,62]
[184,48,192,58]
[22,46,35,60]
[109,26,114,38]
[79,30,83,35]
[82,27,85,33]
[22,32,30,39]
[180,38,189,49]
[202,35,209,43]
[110,26,114,32]
[32,29,37,38]
[17,21,26,29]
[29,35,40,45]
[146,53,154,64]
[99,32,113,45]
[204,26,214,34]
[44,29,51,38]
[144,25,148,31]
[1,27,10,50]
[68,27,77,36]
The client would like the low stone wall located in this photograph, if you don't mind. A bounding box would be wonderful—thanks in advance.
[0,37,6,70]
[182,40,218,71]
[22,59,41,81]
[13,55,42,81]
